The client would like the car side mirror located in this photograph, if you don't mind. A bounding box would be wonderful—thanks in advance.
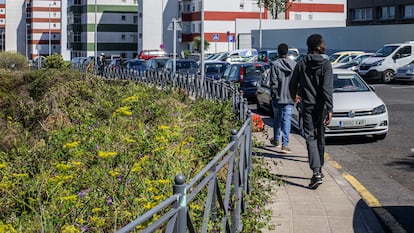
[393,54,401,60]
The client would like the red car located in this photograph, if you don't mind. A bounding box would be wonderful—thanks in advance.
[138,50,167,60]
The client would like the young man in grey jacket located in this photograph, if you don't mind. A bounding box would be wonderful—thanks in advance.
[289,34,333,189]
[269,43,297,153]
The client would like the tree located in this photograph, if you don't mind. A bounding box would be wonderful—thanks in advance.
[193,36,210,53]
[259,0,295,19]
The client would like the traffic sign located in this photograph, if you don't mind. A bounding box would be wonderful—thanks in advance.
[212,34,219,41]
[228,35,234,42]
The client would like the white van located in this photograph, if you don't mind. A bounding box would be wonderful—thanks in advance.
[358,41,414,83]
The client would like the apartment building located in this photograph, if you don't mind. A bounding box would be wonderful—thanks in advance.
[139,0,346,54]
[347,0,414,26]
[0,0,4,52]
[67,0,138,59]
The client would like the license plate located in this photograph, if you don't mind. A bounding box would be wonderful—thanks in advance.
[339,120,366,127]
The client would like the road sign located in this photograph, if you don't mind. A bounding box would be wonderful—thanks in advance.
[228,35,234,42]
[167,21,182,31]
[212,34,219,41]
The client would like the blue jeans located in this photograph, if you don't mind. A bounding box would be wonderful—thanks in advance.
[272,102,294,146]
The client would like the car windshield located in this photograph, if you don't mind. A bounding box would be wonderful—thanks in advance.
[156,59,168,68]
[373,45,399,57]
[333,73,370,93]
[328,54,341,62]
[205,63,227,73]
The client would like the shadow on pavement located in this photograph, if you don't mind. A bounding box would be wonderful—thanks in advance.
[385,154,414,172]
[326,135,382,145]
[254,150,308,163]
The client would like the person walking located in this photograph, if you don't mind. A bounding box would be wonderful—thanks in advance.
[289,34,333,189]
[269,43,297,154]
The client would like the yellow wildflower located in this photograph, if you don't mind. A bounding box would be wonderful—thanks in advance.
[89,216,105,227]
[123,137,136,143]
[56,163,72,171]
[157,125,170,130]
[0,221,17,233]
[122,95,138,103]
[113,106,132,116]
[108,170,120,177]
[0,163,6,169]
[63,141,80,149]
[70,161,82,167]
[59,195,78,202]
[144,202,153,209]
[154,136,168,144]
[158,179,170,185]
[146,187,158,193]
[12,173,29,178]
[92,208,102,213]
[131,156,149,173]
[97,151,118,159]
[61,225,80,233]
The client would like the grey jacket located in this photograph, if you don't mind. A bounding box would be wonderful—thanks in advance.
[270,57,297,104]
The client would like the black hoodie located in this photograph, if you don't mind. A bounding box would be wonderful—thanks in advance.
[289,54,333,112]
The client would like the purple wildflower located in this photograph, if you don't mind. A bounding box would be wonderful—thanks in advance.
[77,190,87,198]
[107,197,113,206]
[81,225,89,232]
[117,175,124,181]
[125,178,132,187]
[95,145,99,150]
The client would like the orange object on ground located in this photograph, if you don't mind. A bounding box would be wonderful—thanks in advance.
[252,113,265,132]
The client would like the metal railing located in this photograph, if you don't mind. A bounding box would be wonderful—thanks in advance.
[75,66,253,233]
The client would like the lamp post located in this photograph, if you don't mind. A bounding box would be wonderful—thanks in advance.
[26,23,29,60]
[200,0,204,81]
[48,3,52,56]
[94,0,97,70]
[259,0,263,50]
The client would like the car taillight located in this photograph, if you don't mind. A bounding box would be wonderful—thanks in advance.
[239,67,244,82]
[265,57,268,63]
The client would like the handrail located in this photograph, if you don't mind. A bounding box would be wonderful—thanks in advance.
[75,66,252,233]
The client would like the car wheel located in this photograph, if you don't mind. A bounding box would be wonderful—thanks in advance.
[373,133,386,140]
[382,70,394,83]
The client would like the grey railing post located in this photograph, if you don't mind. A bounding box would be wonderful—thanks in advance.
[230,129,242,232]
[173,174,187,233]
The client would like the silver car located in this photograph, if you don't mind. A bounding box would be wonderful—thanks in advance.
[325,69,388,139]
[394,60,414,82]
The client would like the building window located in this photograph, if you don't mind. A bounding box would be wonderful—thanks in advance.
[133,16,138,23]
[351,8,373,21]
[294,13,301,20]
[74,0,81,5]
[308,13,313,20]
[240,2,244,9]
[139,13,142,18]
[121,15,126,21]
[121,34,126,40]
[402,4,414,18]
[74,33,81,42]
[74,14,81,24]
[139,33,142,39]
[378,6,395,20]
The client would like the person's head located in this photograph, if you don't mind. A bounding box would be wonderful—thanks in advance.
[277,43,289,57]
[306,34,326,54]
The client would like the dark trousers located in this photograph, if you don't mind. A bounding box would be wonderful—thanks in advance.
[302,105,326,172]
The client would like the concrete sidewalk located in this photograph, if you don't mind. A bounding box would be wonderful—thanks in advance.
[253,117,385,233]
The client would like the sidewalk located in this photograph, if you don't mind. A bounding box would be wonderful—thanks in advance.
[253,115,385,233]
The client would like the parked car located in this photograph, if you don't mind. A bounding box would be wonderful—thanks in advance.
[204,61,229,80]
[333,53,373,71]
[138,50,167,60]
[222,62,269,100]
[394,60,414,82]
[326,69,388,139]
[358,41,414,83]
[124,59,147,73]
[258,48,299,64]
[328,51,365,64]
[147,57,170,72]
[163,59,199,75]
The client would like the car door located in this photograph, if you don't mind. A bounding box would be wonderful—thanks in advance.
[392,45,413,70]
[256,67,272,110]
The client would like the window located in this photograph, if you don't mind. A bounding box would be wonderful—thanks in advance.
[133,16,138,23]
[396,46,412,59]
[351,8,373,21]
[294,13,301,20]
[74,0,81,5]
[139,33,142,39]
[121,34,126,40]
[378,6,395,19]
[74,14,81,24]
[308,13,313,20]
[240,2,244,9]
[402,4,414,18]
[74,32,81,42]
[121,15,126,21]
[139,13,142,18]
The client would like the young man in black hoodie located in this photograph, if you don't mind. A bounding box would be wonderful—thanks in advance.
[289,34,333,189]
[269,43,297,153]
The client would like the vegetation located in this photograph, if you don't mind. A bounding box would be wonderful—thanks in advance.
[0,68,274,232]
[0,52,29,70]
[193,36,210,52]
[258,0,295,19]
[44,54,68,69]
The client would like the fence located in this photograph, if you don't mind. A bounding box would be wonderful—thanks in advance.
[75,65,253,233]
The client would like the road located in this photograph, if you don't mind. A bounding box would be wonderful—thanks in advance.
[325,83,414,232]
[250,82,414,232]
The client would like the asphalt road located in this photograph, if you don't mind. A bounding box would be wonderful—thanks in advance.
[325,83,414,233]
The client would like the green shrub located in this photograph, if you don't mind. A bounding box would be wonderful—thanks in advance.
[0,52,29,70]
[44,54,65,69]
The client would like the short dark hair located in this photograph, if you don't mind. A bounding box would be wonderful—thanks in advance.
[277,43,289,56]
[307,34,323,52]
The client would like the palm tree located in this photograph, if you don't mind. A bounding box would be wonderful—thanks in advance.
[260,0,295,19]
[193,36,210,52]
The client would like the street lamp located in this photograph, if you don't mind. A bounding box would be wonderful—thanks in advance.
[94,0,97,70]
[259,0,263,50]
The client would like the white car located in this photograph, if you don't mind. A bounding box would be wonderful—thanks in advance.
[325,69,388,139]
